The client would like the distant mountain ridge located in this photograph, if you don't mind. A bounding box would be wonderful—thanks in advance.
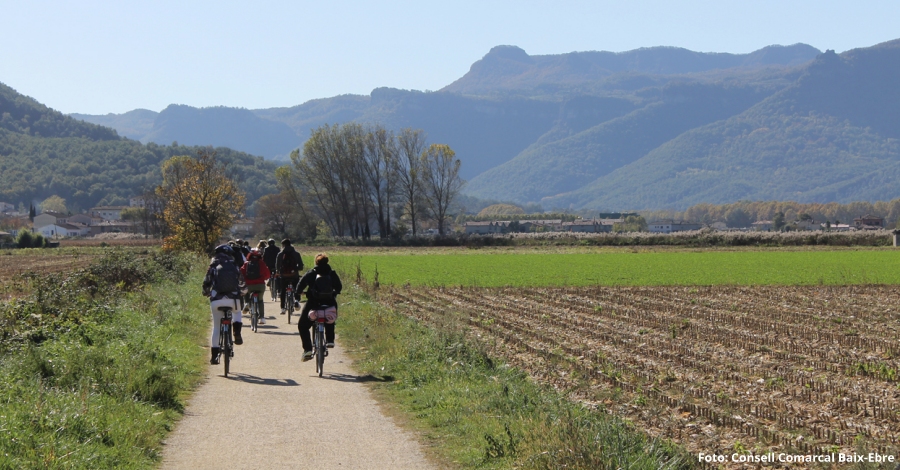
[441,43,820,95]
[65,41,900,210]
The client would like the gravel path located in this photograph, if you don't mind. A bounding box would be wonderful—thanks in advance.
[161,298,436,470]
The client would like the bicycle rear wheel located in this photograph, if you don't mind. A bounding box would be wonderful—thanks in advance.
[250,298,258,332]
[221,323,232,377]
[315,324,325,377]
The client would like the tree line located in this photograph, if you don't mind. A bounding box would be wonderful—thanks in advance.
[644,199,900,229]
[145,124,463,253]
[271,123,463,240]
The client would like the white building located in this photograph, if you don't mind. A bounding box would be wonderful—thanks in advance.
[648,220,703,234]
[37,222,89,238]
[90,206,128,221]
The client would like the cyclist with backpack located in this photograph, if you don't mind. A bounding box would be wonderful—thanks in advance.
[202,244,247,365]
[296,253,342,361]
[263,238,279,301]
[275,238,304,315]
[240,248,271,324]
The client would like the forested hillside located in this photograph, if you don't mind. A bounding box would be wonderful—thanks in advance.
[0,84,278,212]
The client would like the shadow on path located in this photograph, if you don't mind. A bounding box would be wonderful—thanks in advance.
[318,373,395,383]
[227,373,300,386]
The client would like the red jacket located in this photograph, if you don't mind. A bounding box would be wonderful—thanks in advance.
[240,258,271,286]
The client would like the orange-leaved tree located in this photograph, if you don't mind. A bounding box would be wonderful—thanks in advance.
[156,150,245,253]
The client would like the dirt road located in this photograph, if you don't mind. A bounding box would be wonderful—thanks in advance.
[161,298,436,469]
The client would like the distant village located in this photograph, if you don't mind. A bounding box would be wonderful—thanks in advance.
[462,215,885,235]
[0,197,889,247]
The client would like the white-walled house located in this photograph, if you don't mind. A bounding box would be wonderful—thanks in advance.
[37,222,89,238]
[33,211,69,229]
[90,206,128,221]
[648,220,703,233]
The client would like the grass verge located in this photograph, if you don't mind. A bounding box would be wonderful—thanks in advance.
[0,250,208,469]
[338,284,692,469]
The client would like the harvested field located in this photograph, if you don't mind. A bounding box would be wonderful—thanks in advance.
[0,246,155,299]
[0,251,101,300]
[384,285,900,464]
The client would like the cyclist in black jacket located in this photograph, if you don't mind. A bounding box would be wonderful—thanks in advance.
[275,239,303,314]
[263,238,280,300]
[296,253,342,361]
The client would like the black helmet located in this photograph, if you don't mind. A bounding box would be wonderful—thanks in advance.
[214,244,234,255]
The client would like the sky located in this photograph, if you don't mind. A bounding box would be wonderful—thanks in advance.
[2,1,899,115]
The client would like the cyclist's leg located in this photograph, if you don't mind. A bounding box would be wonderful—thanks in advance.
[231,298,244,345]
[250,284,266,319]
[279,277,289,311]
[325,323,335,345]
[298,303,313,352]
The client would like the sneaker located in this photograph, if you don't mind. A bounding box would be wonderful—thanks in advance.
[325,342,335,348]
[210,356,219,365]
[258,318,266,325]
[242,305,250,314]
[280,309,286,315]
[293,301,300,311]
[302,351,313,362]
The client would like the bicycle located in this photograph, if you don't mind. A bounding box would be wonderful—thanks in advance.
[312,314,328,377]
[285,282,295,324]
[249,291,261,332]
[216,306,235,377]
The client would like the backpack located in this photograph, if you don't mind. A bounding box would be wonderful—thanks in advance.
[245,259,262,281]
[281,251,299,276]
[213,259,241,294]
[309,273,335,301]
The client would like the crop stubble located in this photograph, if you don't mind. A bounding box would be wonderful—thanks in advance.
[384,284,900,460]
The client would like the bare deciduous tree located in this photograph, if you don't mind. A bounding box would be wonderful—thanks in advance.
[420,144,463,236]
[395,128,427,236]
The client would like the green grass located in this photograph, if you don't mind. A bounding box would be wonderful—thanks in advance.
[339,285,691,469]
[332,249,900,287]
[0,251,208,469]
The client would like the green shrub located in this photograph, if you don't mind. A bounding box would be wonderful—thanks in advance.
[16,230,33,248]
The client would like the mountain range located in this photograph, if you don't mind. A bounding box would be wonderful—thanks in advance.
[63,39,900,210]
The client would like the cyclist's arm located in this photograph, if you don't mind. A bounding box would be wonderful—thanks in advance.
[201,266,215,297]
[333,271,343,295]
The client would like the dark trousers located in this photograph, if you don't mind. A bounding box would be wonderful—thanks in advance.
[298,302,335,352]
[279,276,299,310]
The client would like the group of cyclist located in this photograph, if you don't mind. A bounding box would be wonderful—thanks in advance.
[201,238,342,366]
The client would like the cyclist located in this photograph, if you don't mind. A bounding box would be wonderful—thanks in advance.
[275,238,303,315]
[202,244,247,365]
[240,248,271,324]
[263,238,279,301]
[296,253,342,361]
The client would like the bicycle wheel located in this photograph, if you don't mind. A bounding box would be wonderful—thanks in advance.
[316,324,325,377]
[250,297,258,332]
[221,322,232,377]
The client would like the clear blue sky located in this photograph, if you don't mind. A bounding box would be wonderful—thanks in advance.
[2,1,898,115]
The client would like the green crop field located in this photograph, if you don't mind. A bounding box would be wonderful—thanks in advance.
[329,248,900,287]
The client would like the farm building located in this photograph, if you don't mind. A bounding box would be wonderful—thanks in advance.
[648,220,703,233]
[853,215,884,230]
[465,221,508,234]
[562,219,614,233]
